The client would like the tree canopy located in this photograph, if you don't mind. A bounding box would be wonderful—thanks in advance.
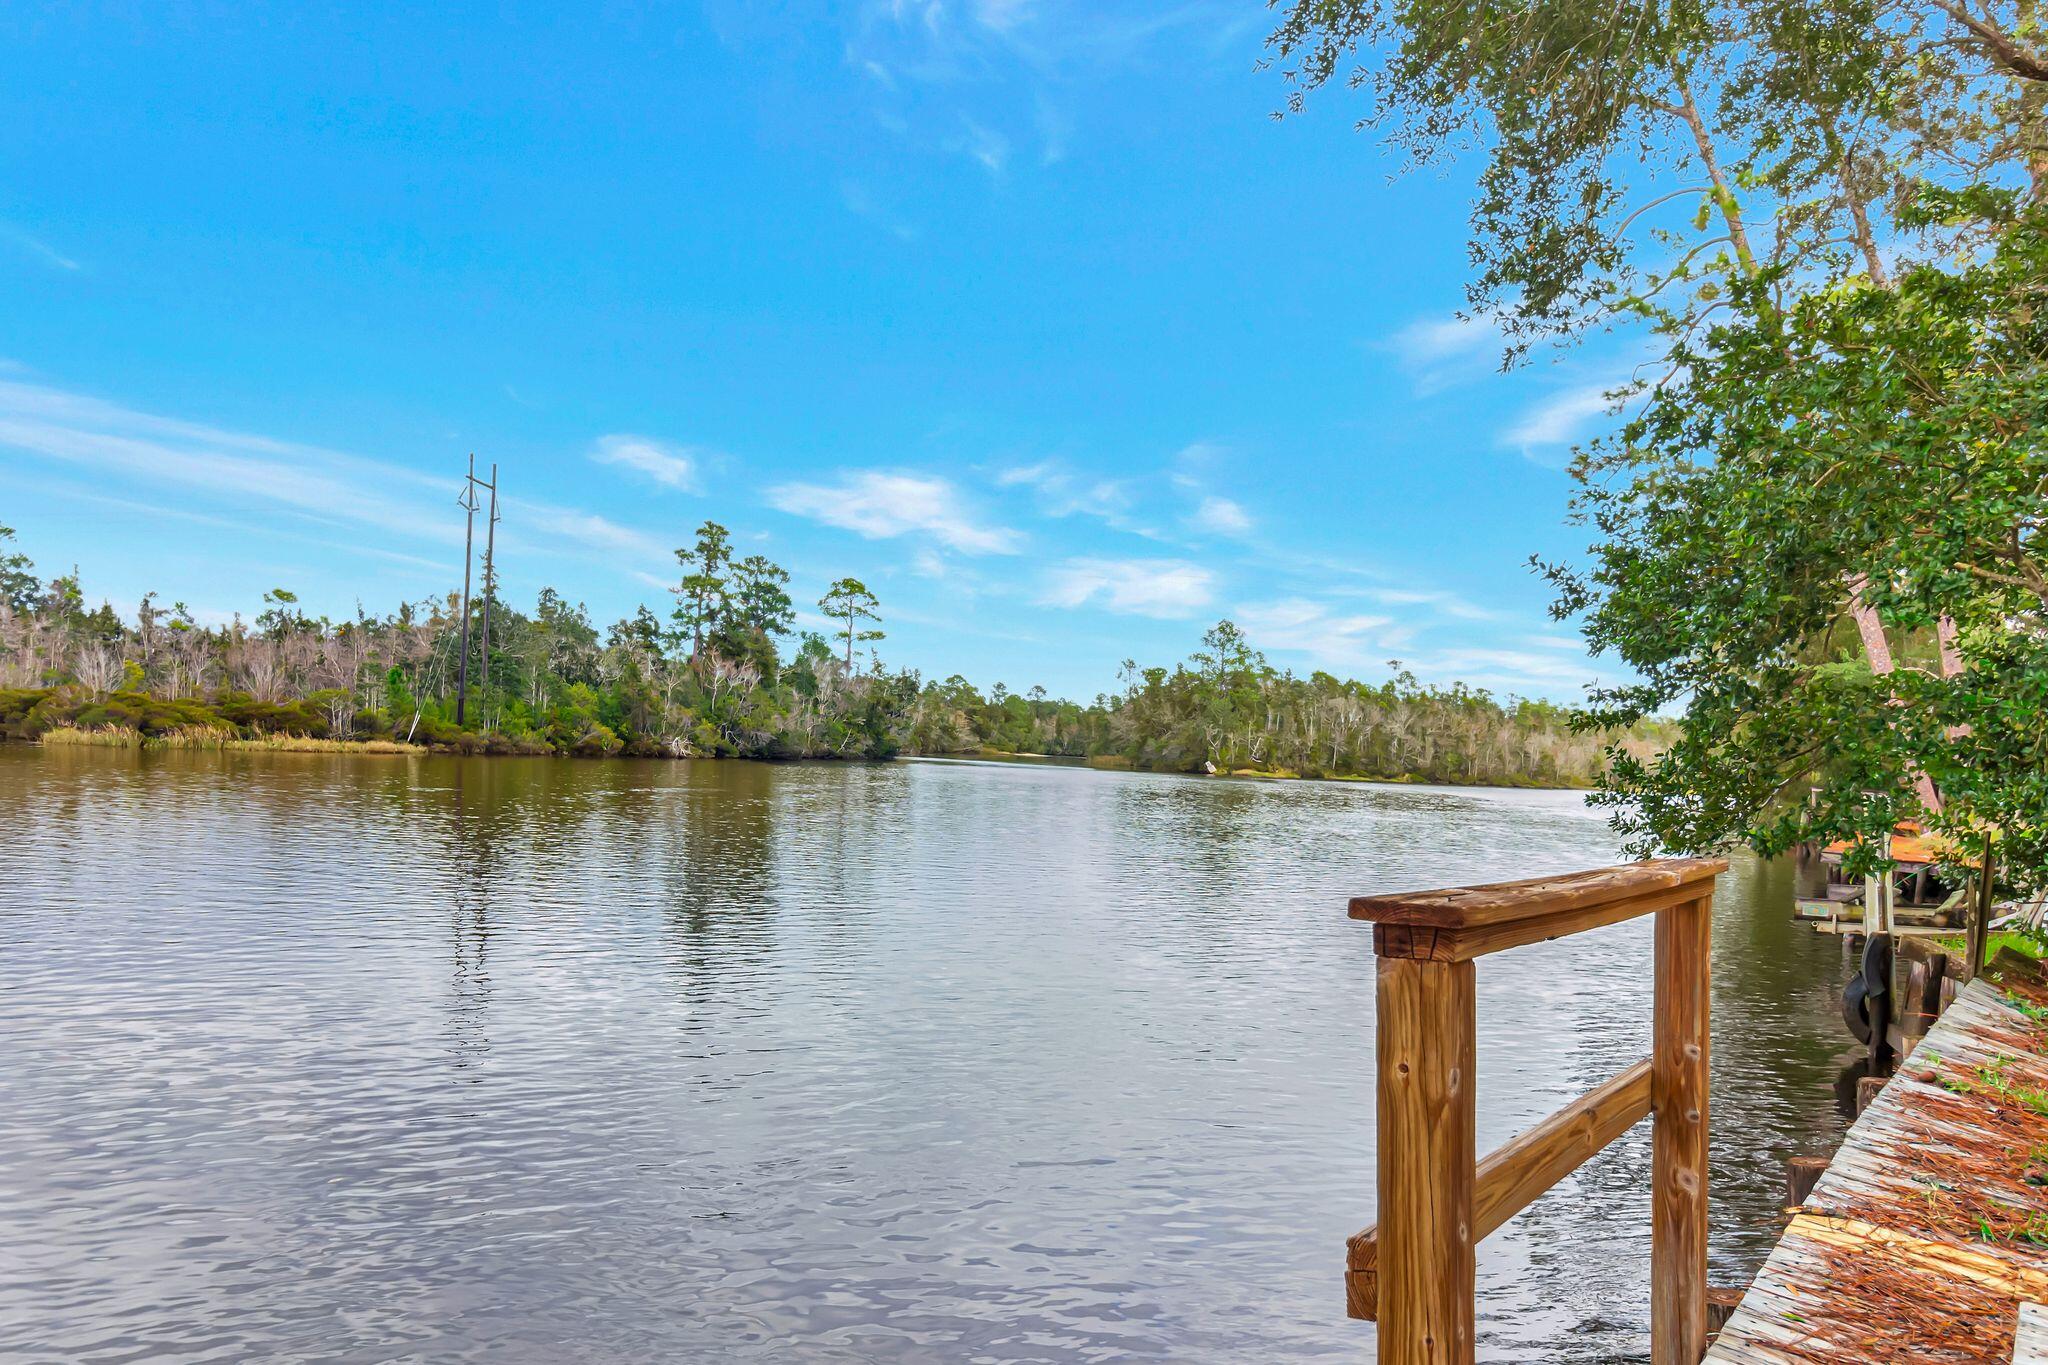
[1271,0,2048,889]
[0,522,1660,786]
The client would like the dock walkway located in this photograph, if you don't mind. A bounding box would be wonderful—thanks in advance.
[1708,960,2048,1362]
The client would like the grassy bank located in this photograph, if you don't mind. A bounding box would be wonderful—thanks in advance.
[39,725,423,755]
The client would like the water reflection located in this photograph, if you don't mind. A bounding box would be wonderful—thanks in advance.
[0,748,1852,1362]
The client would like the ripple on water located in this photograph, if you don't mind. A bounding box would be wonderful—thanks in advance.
[0,748,1850,1362]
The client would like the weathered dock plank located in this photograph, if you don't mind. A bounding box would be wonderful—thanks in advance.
[2015,1301,2048,1365]
[1705,973,2048,1363]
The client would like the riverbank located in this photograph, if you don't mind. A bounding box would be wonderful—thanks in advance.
[26,726,1598,791]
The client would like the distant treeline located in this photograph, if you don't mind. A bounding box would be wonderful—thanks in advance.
[0,522,1668,787]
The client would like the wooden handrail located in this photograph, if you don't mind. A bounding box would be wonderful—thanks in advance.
[1349,857,1726,1365]
[1354,857,1726,962]
[1345,1060,1654,1318]
[1351,858,1727,927]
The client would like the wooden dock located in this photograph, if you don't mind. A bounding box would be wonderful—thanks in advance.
[1707,957,2048,1363]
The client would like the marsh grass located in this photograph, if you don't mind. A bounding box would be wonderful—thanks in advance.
[40,724,421,755]
[39,725,145,748]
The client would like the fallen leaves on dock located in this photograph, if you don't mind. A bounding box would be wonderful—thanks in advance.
[1705,970,2048,1363]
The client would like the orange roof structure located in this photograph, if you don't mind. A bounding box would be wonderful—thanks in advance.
[1825,822,1941,867]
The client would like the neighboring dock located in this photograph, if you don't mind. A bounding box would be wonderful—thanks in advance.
[1707,955,2048,1363]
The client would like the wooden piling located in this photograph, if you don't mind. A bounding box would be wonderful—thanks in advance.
[1784,1155,1829,1208]
[1705,1287,1744,1339]
[1964,848,1996,984]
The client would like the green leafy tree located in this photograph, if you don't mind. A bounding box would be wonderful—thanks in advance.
[0,525,37,612]
[1270,0,2048,888]
[0,516,1658,778]
[256,588,303,640]
[716,553,795,672]
[1548,208,2048,888]
[818,577,884,669]
[671,520,732,662]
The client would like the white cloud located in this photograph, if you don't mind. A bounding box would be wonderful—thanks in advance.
[840,179,918,241]
[1235,597,1399,670]
[1403,646,1608,695]
[972,0,1036,32]
[1041,557,1214,618]
[524,508,671,563]
[0,376,677,582]
[997,459,1135,525]
[841,1,1255,198]
[1231,593,1614,695]
[768,469,1023,554]
[1504,383,1616,455]
[955,119,1010,175]
[1187,494,1252,536]
[1354,586,1493,621]
[1172,440,1227,477]
[588,433,705,492]
[1385,313,1500,395]
[995,459,1059,489]
[3,224,81,273]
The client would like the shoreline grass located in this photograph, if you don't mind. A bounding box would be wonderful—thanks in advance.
[38,725,423,755]
[39,724,146,748]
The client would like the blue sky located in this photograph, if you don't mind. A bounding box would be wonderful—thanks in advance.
[0,2,1639,701]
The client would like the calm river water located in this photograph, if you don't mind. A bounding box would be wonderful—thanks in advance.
[0,747,1857,1363]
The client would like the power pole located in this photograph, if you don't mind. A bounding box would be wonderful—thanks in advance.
[477,463,500,730]
[455,454,479,726]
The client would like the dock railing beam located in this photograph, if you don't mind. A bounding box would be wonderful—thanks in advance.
[1348,857,1726,1365]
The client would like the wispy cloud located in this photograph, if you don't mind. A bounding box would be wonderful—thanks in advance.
[972,0,1037,32]
[1235,597,1401,672]
[1397,645,1613,696]
[996,458,1140,527]
[2,223,81,273]
[1187,494,1251,537]
[0,376,678,583]
[768,469,1023,554]
[845,0,1256,179]
[523,507,672,563]
[1165,441,1256,539]
[1041,556,1214,617]
[1233,592,1611,694]
[1502,382,1619,461]
[840,179,918,240]
[588,433,706,492]
[8,470,456,578]
[1349,585,1493,622]
[1384,313,1499,395]
[954,118,1010,175]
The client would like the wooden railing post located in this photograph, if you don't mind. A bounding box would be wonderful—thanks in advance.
[1651,894,1711,1365]
[1376,956,1476,1365]
[1348,858,1724,1362]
